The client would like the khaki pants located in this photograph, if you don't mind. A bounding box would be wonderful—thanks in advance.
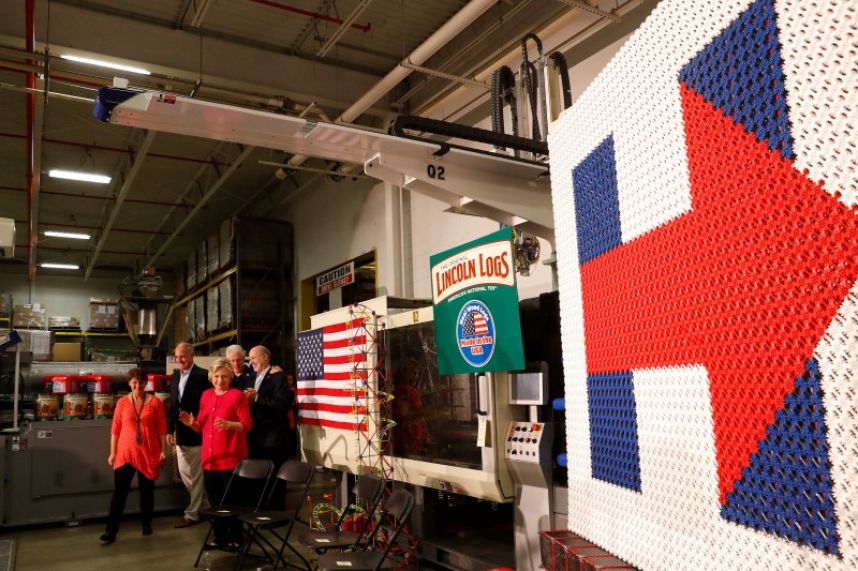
[176,445,209,521]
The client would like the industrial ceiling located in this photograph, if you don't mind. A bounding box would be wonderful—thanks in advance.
[0,0,646,278]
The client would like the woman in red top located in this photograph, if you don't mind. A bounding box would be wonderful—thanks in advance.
[180,358,252,549]
[101,368,167,544]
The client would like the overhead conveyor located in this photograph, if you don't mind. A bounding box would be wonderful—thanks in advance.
[93,87,554,243]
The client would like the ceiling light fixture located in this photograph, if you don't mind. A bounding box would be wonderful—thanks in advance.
[39,263,80,270]
[43,230,91,240]
[60,54,152,75]
[48,169,112,184]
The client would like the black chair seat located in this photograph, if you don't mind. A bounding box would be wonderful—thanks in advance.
[299,529,360,551]
[238,509,299,528]
[317,551,394,571]
[201,504,255,519]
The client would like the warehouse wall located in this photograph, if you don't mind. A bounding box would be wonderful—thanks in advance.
[0,270,126,330]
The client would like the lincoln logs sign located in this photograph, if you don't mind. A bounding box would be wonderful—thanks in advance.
[430,227,525,375]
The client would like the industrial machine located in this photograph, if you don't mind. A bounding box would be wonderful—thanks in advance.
[299,296,563,570]
[0,361,184,527]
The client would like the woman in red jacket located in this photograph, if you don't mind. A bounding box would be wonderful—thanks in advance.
[179,358,252,550]
[101,367,167,544]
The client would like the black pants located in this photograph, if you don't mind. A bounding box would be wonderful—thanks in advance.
[105,463,154,534]
[204,469,245,545]
[250,445,287,510]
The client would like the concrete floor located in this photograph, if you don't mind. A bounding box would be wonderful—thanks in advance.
[0,513,317,570]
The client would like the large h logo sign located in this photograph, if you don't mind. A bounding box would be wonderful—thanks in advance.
[551,0,858,568]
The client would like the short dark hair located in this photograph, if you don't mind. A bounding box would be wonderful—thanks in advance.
[127,367,144,381]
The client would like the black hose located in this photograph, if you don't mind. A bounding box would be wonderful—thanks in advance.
[520,35,542,142]
[389,114,548,157]
[549,52,573,109]
[491,66,516,148]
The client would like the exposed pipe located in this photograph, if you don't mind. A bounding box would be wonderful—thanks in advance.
[317,0,374,57]
[12,219,177,236]
[338,0,494,124]
[25,0,36,281]
[0,131,229,167]
[146,145,255,267]
[258,160,370,179]
[250,0,371,32]
[0,184,200,208]
[85,130,157,279]
[399,59,489,90]
[285,0,496,169]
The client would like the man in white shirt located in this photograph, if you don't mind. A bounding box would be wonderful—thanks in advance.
[167,342,210,527]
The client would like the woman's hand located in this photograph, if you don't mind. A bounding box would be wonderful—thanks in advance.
[178,410,195,427]
[107,452,115,466]
[159,451,167,466]
[214,417,234,432]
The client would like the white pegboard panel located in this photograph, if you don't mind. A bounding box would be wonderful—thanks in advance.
[548,0,858,569]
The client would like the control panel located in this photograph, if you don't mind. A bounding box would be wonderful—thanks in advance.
[505,421,548,463]
[505,421,554,489]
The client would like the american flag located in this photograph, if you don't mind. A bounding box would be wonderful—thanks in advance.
[463,312,488,336]
[296,318,369,431]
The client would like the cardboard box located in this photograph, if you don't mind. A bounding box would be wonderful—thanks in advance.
[197,241,208,284]
[207,232,220,276]
[218,278,233,329]
[186,249,197,291]
[219,218,233,269]
[13,303,46,329]
[11,329,53,360]
[53,342,82,361]
[206,286,219,334]
[89,298,120,330]
[48,316,81,329]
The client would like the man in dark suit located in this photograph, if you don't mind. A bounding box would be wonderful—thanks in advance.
[245,345,295,507]
[226,344,256,391]
[167,342,211,527]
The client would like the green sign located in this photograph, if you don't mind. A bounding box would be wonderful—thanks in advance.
[430,227,525,375]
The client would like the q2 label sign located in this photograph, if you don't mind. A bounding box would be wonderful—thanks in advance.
[430,227,525,375]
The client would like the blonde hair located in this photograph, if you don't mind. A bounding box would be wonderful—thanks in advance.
[208,358,235,381]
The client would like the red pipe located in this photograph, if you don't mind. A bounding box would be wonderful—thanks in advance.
[249,0,370,32]
[25,0,35,281]
[0,131,229,167]
[0,184,200,208]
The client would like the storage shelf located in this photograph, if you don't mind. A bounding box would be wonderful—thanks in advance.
[176,266,237,307]
[191,329,238,348]
[55,331,130,338]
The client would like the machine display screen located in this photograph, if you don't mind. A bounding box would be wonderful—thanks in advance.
[509,370,545,405]
[383,322,482,469]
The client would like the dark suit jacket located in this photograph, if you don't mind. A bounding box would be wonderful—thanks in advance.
[168,364,210,447]
[247,369,295,452]
[232,364,256,391]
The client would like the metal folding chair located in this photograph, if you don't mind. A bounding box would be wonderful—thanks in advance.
[316,488,415,571]
[298,472,386,554]
[194,458,275,568]
[235,460,315,571]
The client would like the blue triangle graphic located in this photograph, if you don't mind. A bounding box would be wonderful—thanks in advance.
[679,0,795,160]
[721,359,840,555]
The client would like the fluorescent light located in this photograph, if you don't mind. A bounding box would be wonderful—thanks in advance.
[44,230,91,240]
[49,169,112,184]
[60,54,151,76]
[40,263,80,270]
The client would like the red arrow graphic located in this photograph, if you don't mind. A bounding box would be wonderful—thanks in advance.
[581,84,858,502]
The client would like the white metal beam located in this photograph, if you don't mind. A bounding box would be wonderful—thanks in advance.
[85,130,156,278]
[317,0,374,58]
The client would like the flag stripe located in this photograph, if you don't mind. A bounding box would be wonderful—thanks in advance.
[299,415,366,432]
[297,319,371,431]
